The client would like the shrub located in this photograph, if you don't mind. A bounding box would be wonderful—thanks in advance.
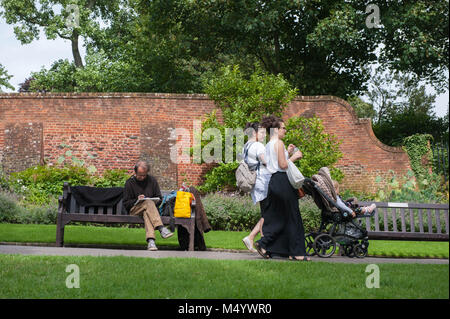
[284,116,344,180]
[202,193,261,231]
[201,192,322,232]
[374,170,448,204]
[5,165,131,205]
[0,191,23,223]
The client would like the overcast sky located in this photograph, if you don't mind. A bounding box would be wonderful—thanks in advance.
[1,17,448,117]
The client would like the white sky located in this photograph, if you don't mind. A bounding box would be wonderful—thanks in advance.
[0,17,448,117]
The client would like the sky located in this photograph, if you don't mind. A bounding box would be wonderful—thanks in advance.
[0,17,448,117]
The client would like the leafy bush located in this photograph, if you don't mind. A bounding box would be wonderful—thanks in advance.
[201,192,322,232]
[202,193,260,231]
[197,162,240,193]
[374,170,448,204]
[298,196,322,233]
[0,191,23,223]
[4,165,130,205]
[0,191,57,224]
[284,116,344,181]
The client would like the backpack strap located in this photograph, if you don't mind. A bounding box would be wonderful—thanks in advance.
[243,141,261,171]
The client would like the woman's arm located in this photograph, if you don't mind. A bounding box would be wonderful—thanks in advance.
[276,140,302,170]
[276,140,288,170]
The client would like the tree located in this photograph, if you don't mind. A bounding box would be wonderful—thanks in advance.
[356,69,448,146]
[0,0,124,68]
[144,0,448,98]
[0,63,14,91]
[347,96,376,119]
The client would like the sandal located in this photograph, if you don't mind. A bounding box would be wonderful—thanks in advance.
[289,256,311,262]
[254,241,270,259]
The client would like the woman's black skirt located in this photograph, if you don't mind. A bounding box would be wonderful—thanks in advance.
[259,172,306,257]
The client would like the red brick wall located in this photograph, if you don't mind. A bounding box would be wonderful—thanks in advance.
[0,93,410,192]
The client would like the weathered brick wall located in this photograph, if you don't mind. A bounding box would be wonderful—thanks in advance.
[284,96,411,193]
[0,93,410,192]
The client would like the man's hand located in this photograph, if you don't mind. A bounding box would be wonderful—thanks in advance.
[138,195,145,200]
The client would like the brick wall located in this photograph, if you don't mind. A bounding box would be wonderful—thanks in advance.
[0,93,410,192]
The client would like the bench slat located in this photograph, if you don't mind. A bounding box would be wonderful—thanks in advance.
[80,205,85,214]
[383,208,389,231]
[88,207,95,215]
[107,207,113,215]
[365,215,371,231]
[374,209,380,232]
[392,208,397,232]
[400,208,406,233]
[70,197,78,214]
[409,208,415,233]
[117,200,124,215]
[427,209,433,234]
[436,210,442,234]
[445,210,449,234]
[419,209,424,233]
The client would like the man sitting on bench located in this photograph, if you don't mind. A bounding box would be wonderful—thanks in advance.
[123,160,174,251]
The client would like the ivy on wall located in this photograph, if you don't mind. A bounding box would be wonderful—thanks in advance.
[402,134,433,181]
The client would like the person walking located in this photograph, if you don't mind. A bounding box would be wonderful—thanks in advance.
[254,115,310,261]
[241,122,271,252]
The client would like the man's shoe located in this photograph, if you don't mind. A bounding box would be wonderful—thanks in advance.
[159,227,174,239]
[147,239,158,251]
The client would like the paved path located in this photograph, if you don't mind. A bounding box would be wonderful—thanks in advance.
[0,244,448,264]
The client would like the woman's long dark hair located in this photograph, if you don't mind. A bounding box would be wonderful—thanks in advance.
[244,122,260,138]
[260,115,283,136]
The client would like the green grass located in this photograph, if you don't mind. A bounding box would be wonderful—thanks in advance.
[0,223,448,258]
[0,254,448,298]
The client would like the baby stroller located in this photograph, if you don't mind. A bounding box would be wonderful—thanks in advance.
[301,175,375,258]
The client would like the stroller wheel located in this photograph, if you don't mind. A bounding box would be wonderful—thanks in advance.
[313,233,336,258]
[305,233,316,256]
[353,244,368,258]
[344,245,355,257]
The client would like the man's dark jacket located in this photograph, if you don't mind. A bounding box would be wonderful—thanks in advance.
[123,175,162,212]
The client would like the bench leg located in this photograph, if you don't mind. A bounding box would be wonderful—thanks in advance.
[56,214,65,247]
[188,220,195,251]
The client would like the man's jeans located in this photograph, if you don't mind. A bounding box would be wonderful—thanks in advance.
[130,200,163,240]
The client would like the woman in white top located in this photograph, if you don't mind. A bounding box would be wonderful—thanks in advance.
[241,122,272,252]
[254,115,310,261]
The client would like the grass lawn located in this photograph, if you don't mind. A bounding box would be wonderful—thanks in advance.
[0,223,448,258]
[0,254,448,299]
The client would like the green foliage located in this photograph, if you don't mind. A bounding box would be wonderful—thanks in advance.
[203,64,298,128]
[4,165,130,206]
[197,64,298,191]
[202,193,260,231]
[0,192,22,223]
[374,170,448,204]
[201,193,322,232]
[347,96,376,119]
[402,134,433,181]
[92,169,130,188]
[284,116,344,180]
[197,163,240,193]
[8,165,92,205]
[29,51,151,92]
[0,63,14,91]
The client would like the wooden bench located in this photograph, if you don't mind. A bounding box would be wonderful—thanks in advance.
[56,182,196,250]
[358,201,449,241]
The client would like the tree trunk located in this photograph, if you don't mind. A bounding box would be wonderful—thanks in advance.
[71,30,84,68]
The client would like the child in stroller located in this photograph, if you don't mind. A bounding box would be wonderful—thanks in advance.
[301,167,376,258]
